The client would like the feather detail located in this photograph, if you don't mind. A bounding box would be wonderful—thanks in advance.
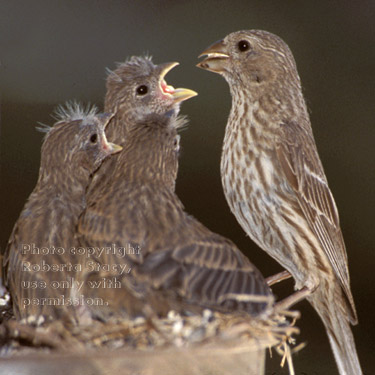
[53,101,98,123]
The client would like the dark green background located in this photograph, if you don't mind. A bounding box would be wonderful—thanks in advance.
[1,1,374,373]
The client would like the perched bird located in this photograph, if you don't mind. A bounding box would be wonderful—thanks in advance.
[77,57,273,321]
[198,30,362,374]
[2,103,122,323]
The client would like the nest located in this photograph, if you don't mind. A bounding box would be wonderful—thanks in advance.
[0,291,301,375]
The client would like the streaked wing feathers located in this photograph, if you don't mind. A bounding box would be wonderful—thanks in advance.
[276,121,356,322]
[136,237,273,316]
[77,194,146,265]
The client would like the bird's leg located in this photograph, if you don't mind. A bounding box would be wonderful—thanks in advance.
[266,270,292,286]
[274,286,312,311]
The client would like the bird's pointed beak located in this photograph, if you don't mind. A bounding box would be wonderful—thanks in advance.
[158,62,180,81]
[100,135,122,156]
[99,112,115,128]
[95,113,122,155]
[171,88,198,103]
[158,62,198,103]
[107,142,123,155]
[197,39,229,74]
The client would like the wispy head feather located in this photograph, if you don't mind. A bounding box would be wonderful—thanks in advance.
[106,55,155,84]
[36,102,99,136]
[105,67,122,83]
[53,101,98,123]
[36,122,52,133]
[175,115,189,131]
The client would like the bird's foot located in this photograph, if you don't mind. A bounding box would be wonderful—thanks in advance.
[274,286,312,311]
[266,270,292,286]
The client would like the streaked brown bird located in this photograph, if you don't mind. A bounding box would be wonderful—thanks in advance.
[86,57,198,200]
[77,57,273,321]
[198,30,361,375]
[2,103,122,323]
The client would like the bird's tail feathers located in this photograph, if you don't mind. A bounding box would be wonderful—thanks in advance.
[311,293,362,375]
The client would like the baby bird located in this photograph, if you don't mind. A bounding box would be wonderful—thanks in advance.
[2,103,121,323]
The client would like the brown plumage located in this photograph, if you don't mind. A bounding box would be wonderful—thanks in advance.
[2,103,121,323]
[77,57,273,321]
[198,30,361,374]
[86,57,197,201]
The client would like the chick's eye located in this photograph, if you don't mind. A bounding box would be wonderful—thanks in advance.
[136,85,148,95]
[90,134,98,143]
[238,40,251,52]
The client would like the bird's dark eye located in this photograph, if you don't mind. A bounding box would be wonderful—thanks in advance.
[90,134,98,143]
[238,40,251,52]
[136,85,148,95]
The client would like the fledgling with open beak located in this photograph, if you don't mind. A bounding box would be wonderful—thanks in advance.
[86,56,197,200]
[2,103,122,324]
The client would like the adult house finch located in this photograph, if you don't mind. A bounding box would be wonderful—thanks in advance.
[2,104,122,323]
[77,58,273,320]
[198,30,361,375]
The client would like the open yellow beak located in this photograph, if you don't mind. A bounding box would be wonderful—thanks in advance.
[158,62,198,103]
